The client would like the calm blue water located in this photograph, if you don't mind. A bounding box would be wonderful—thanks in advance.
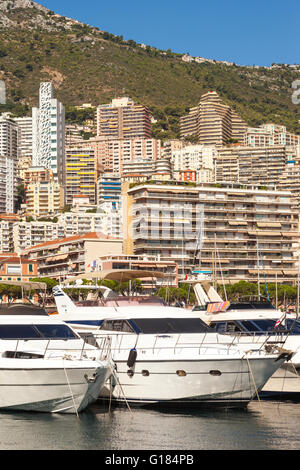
[0,400,300,451]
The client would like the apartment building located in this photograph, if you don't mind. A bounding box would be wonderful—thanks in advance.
[215,145,294,186]
[244,123,300,147]
[0,254,38,283]
[0,213,20,253]
[0,113,18,213]
[25,180,65,217]
[24,166,65,217]
[15,116,33,160]
[23,232,123,280]
[86,136,160,173]
[13,221,66,253]
[161,139,185,158]
[96,97,152,140]
[180,91,247,146]
[278,162,300,210]
[65,147,97,205]
[58,211,106,237]
[171,144,216,183]
[123,182,298,283]
[97,173,121,208]
[32,82,65,184]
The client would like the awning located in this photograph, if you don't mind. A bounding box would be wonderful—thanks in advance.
[248,231,280,236]
[281,232,299,237]
[283,270,298,275]
[228,221,247,226]
[257,222,281,228]
[49,254,68,262]
[0,280,47,290]
[248,269,283,275]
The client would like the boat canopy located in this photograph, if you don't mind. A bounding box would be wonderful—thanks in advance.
[0,280,47,290]
[62,269,166,285]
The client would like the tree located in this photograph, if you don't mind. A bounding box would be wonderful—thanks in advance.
[29,277,58,293]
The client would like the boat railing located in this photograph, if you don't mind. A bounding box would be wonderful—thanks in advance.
[1,336,112,361]
[80,331,283,357]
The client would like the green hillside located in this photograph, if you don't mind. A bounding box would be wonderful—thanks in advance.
[1,1,300,139]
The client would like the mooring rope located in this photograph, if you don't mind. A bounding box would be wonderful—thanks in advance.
[244,351,263,412]
[63,358,79,418]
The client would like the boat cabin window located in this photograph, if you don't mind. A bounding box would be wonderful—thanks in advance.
[285,319,300,334]
[210,321,243,334]
[0,324,78,340]
[99,319,135,333]
[129,317,211,334]
[227,301,275,310]
[34,324,79,339]
[211,319,291,335]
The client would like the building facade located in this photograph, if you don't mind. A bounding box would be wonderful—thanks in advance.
[0,114,18,213]
[0,254,38,283]
[65,147,97,205]
[23,232,123,280]
[123,182,299,284]
[244,123,300,147]
[171,144,216,183]
[96,97,152,140]
[180,91,247,146]
[32,82,65,184]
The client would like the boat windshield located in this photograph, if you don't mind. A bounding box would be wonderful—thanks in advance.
[211,318,300,335]
[0,324,78,340]
[227,301,275,310]
[130,317,212,334]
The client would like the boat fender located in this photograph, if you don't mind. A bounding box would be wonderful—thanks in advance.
[127,348,137,368]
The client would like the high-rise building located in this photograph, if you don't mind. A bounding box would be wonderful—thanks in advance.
[15,116,33,160]
[24,167,65,217]
[0,113,18,213]
[97,173,121,208]
[65,147,97,205]
[215,145,295,186]
[180,91,247,146]
[96,97,152,140]
[87,136,160,174]
[32,82,65,184]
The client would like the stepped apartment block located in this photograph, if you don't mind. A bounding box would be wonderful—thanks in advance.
[180,91,247,146]
[123,182,299,284]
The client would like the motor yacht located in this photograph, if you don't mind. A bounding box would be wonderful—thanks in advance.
[186,272,300,397]
[52,282,292,408]
[0,302,112,414]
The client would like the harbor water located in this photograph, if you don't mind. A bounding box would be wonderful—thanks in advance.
[1,399,300,451]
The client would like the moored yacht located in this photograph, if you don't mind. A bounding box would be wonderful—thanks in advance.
[52,281,293,408]
[0,302,112,414]
[186,272,300,397]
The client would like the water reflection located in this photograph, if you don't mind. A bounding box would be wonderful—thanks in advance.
[0,401,299,450]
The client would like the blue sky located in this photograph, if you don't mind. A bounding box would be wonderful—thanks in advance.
[40,0,300,67]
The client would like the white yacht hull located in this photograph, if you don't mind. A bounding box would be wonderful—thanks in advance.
[100,355,288,408]
[0,358,111,413]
